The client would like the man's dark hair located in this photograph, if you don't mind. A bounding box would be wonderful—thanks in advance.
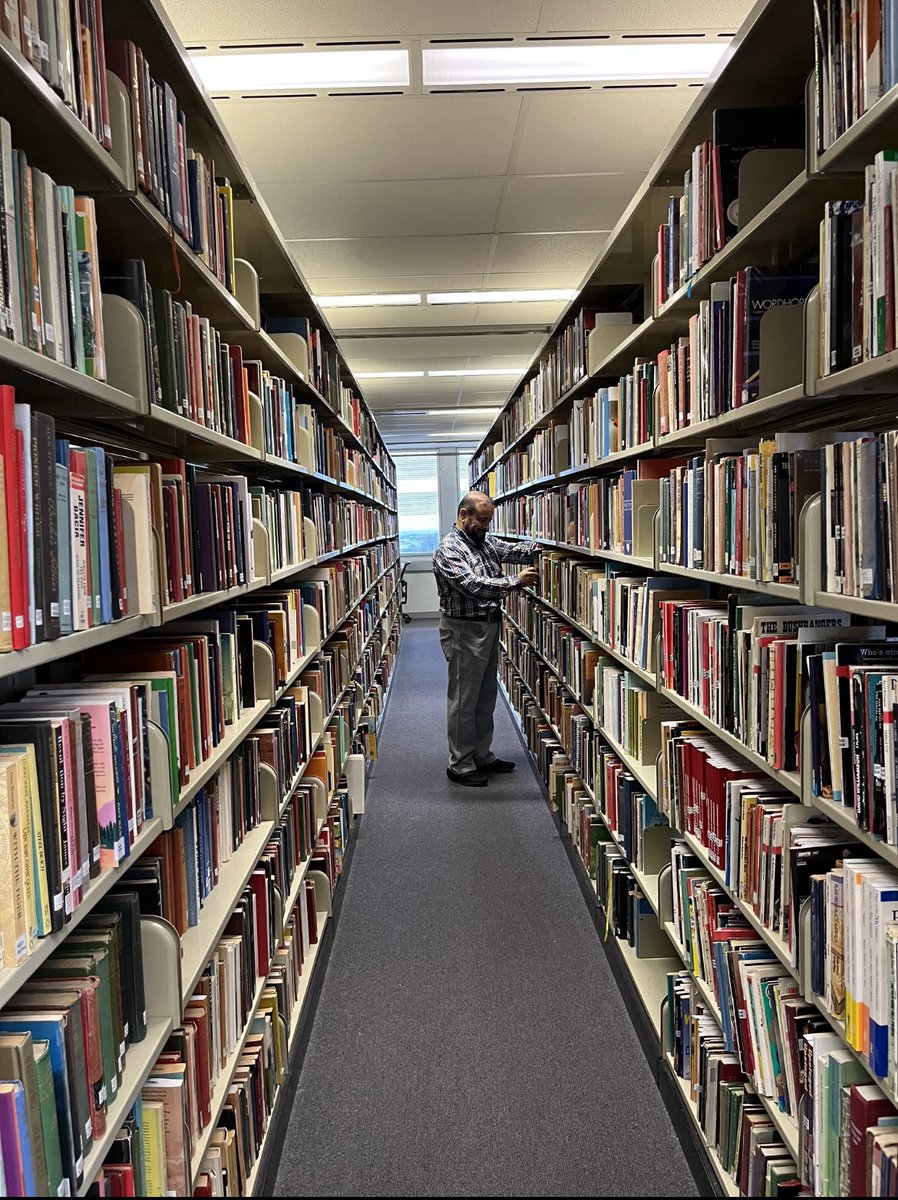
[458,490,494,516]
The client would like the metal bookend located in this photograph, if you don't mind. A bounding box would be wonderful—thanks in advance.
[736,148,805,229]
[296,425,316,472]
[259,763,279,822]
[253,640,276,703]
[798,493,822,604]
[303,516,319,561]
[251,518,271,586]
[234,259,261,329]
[105,71,136,193]
[757,303,806,399]
[247,391,265,456]
[301,606,321,656]
[147,720,175,831]
[268,332,310,381]
[102,294,149,409]
[141,915,183,1028]
[308,869,332,918]
[345,752,366,816]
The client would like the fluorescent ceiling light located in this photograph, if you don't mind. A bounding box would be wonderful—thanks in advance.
[315,293,421,308]
[427,408,502,416]
[427,289,576,305]
[192,48,410,91]
[356,371,426,379]
[422,42,727,86]
[426,368,525,378]
[429,431,487,437]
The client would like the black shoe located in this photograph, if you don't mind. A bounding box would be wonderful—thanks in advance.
[478,759,516,773]
[447,767,488,787]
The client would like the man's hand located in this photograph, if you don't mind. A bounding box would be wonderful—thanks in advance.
[518,566,539,589]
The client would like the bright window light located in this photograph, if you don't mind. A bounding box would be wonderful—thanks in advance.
[427,368,525,378]
[427,289,577,305]
[315,293,422,308]
[422,43,728,87]
[356,371,426,379]
[192,49,410,92]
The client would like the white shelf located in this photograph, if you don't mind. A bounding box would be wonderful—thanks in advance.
[0,614,156,684]
[656,560,801,601]
[0,817,164,1010]
[808,794,898,871]
[609,925,679,1039]
[180,821,276,1004]
[77,1017,174,1196]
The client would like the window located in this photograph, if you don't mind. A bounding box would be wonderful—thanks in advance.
[458,452,470,500]
[396,454,440,556]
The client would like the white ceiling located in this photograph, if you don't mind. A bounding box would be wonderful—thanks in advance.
[164,0,755,448]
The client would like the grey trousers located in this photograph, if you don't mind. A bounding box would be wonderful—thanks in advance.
[439,615,500,774]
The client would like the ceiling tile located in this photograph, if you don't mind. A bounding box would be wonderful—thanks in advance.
[340,332,545,361]
[325,303,480,330]
[288,235,494,278]
[213,94,522,184]
[264,177,505,238]
[306,274,487,296]
[472,299,567,324]
[165,0,545,42]
[498,173,644,233]
[513,89,695,175]
[489,231,608,273]
[536,0,751,32]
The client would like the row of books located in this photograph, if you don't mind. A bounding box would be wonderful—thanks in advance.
[260,315,394,486]
[106,39,236,295]
[87,875,320,1197]
[659,597,850,773]
[656,106,805,303]
[820,154,898,374]
[0,157,391,497]
[501,622,898,1196]
[657,432,825,585]
[0,122,105,374]
[667,974,799,1195]
[78,626,403,1194]
[0,888,148,1195]
[1,0,112,153]
[102,269,396,502]
[814,0,898,152]
[467,309,637,482]
[658,266,816,434]
[0,389,397,658]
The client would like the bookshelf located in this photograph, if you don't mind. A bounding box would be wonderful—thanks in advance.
[475,1,898,1192]
[0,0,400,1193]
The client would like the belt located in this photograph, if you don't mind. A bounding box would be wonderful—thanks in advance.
[444,609,502,622]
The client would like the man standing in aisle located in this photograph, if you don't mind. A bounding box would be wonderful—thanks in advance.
[432,491,540,787]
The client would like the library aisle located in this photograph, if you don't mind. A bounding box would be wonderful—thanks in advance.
[272,620,698,1197]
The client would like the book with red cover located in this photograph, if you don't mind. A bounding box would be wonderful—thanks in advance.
[0,387,28,648]
[849,1083,897,1197]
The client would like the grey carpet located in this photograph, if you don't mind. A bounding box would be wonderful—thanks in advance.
[272,620,700,1198]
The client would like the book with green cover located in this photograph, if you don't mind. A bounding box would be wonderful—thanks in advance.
[824,1050,866,1196]
[38,948,120,1101]
[33,1039,64,1199]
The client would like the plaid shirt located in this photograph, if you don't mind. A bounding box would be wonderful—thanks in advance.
[432,526,540,618]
